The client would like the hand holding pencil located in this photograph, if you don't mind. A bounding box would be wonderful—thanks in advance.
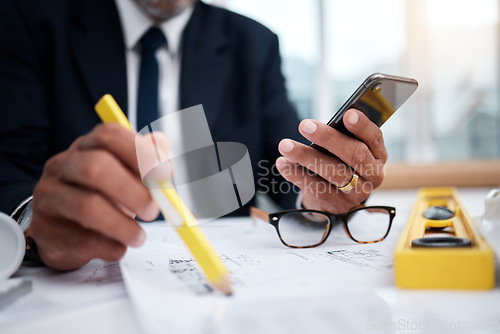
[95,94,232,295]
[29,120,158,271]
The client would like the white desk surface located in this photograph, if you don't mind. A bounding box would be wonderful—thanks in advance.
[1,188,499,334]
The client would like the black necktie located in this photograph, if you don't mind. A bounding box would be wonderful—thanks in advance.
[136,27,167,131]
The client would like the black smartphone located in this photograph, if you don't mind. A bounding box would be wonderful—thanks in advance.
[311,73,418,155]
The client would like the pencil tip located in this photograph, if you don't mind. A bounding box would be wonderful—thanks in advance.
[213,274,232,296]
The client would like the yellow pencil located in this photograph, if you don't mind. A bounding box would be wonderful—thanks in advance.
[95,94,232,295]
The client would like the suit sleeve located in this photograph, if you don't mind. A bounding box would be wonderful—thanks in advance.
[0,0,50,214]
[258,33,304,210]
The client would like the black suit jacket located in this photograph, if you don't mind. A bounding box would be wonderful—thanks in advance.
[0,0,302,215]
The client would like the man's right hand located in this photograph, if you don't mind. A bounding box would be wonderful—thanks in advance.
[29,123,168,270]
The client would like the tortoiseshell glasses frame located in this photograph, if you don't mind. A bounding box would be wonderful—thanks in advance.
[250,205,396,248]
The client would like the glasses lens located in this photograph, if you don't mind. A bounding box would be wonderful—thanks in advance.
[277,211,330,247]
[346,208,391,243]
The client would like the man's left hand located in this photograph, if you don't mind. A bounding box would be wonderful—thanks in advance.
[276,109,387,214]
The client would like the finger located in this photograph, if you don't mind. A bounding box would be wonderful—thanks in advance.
[79,124,172,187]
[78,123,142,175]
[59,149,159,221]
[278,138,352,188]
[275,157,363,214]
[135,131,173,183]
[342,109,388,163]
[298,119,384,184]
[30,215,127,271]
[33,179,146,248]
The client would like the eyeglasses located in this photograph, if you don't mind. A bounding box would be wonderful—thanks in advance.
[250,205,396,248]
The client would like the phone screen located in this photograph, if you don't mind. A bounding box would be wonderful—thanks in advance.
[311,73,418,156]
[327,73,418,136]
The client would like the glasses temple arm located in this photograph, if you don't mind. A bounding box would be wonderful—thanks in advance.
[249,206,270,224]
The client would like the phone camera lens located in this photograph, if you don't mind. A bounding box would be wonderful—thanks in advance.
[372,83,382,93]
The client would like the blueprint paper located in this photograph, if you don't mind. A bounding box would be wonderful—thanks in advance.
[120,219,396,334]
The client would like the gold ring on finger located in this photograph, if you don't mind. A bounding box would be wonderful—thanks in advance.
[338,172,359,193]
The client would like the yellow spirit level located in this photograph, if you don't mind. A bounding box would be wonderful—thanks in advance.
[394,187,495,289]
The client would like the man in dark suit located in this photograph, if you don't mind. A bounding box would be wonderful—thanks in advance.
[0,0,387,270]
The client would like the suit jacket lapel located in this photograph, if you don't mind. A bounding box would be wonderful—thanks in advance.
[180,1,230,132]
[69,0,128,114]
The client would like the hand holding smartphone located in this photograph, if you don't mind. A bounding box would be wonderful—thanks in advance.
[277,73,418,213]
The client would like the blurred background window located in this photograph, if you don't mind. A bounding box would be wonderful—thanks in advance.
[211,0,500,164]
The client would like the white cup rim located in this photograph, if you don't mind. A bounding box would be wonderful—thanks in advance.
[0,212,25,279]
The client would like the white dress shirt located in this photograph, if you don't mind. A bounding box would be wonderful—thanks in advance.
[114,0,194,158]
